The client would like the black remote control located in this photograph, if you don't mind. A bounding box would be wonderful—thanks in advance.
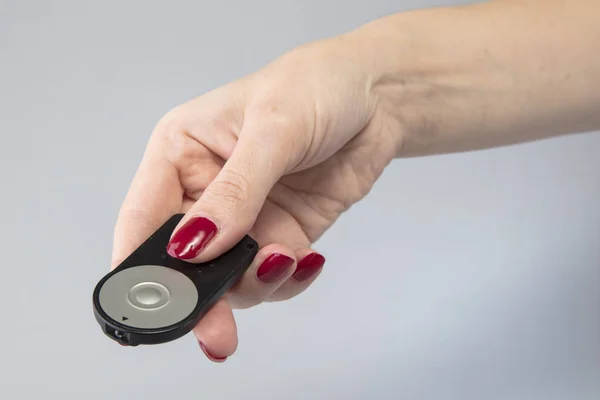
[92,214,258,346]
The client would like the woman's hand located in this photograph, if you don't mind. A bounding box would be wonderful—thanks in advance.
[110,37,399,361]
[109,0,600,362]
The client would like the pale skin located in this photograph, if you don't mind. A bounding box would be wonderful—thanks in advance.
[110,0,600,361]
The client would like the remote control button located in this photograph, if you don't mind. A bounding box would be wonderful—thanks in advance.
[128,282,170,309]
[98,265,198,329]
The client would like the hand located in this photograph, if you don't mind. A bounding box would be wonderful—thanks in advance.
[110,36,399,361]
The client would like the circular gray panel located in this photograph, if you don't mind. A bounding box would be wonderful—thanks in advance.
[99,265,198,329]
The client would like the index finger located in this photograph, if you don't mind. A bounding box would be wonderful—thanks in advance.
[111,145,183,269]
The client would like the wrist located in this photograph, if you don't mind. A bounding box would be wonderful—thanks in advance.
[345,5,488,157]
[345,0,600,157]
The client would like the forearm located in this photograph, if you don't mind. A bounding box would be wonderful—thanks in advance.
[350,0,600,156]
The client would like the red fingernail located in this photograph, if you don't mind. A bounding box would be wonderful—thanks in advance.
[292,252,325,282]
[166,216,218,260]
[199,341,227,363]
[256,253,295,283]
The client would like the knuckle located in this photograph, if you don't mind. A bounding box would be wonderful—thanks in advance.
[207,169,252,212]
[211,180,246,205]
[219,171,249,201]
[149,108,194,168]
[255,103,306,138]
[261,105,297,130]
[153,104,188,138]
[250,102,312,159]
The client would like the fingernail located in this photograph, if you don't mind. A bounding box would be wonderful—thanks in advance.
[256,253,295,283]
[199,341,227,363]
[166,216,218,260]
[292,252,325,282]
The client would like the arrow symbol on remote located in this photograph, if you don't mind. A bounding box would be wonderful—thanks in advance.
[122,316,129,321]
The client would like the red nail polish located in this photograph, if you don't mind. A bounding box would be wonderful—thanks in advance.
[166,216,218,260]
[199,341,227,363]
[292,252,325,282]
[256,253,295,283]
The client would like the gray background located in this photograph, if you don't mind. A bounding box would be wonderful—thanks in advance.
[1,0,598,399]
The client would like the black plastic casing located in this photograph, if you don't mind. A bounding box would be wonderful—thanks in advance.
[92,214,258,346]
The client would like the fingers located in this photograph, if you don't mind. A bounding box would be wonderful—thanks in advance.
[227,243,297,309]
[191,245,324,363]
[224,201,325,307]
[265,248,326,303]
[111,148,182,269]
[192,297,237,363]
[165,114,302,263]
[192,243,303,362]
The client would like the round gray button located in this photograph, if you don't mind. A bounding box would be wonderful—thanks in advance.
[128,282,170,309]
[98,265,198,329]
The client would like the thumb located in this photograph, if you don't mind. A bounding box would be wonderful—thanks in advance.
[166,115,297,262]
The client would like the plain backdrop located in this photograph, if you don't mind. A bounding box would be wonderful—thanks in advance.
[1,0,598,399]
